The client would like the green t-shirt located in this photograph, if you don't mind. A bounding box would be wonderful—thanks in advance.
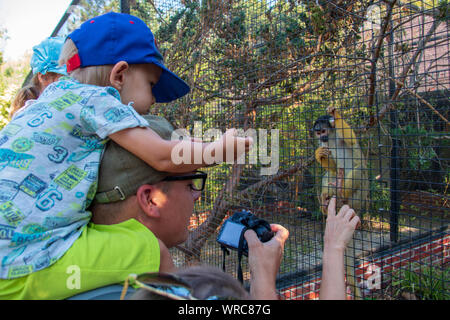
[0,218,160,299]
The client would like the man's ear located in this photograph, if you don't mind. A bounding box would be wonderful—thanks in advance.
[136,184,160,218]
[109,61,129,92]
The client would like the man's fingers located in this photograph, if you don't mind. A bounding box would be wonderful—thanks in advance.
[244,229,259,246]
[245,224,289,248]
[327,196,337,216]
[337,204,351,218]
[270,224,289,243]
[350,215,361,230]
[343,208,356,221]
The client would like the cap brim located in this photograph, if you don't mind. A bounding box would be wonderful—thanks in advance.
[152,62,190,103]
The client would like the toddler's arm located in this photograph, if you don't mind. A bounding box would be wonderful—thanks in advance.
[109,126,253,173]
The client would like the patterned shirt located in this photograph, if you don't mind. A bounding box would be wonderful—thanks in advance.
[0,77,148,279]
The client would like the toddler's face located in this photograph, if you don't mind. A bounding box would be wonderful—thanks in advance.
[120,63,162,114]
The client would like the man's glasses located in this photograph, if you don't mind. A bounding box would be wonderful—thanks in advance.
[161,170,207,191]
[120,272,234,300]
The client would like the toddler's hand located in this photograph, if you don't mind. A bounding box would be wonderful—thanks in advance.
[210,129,253,163]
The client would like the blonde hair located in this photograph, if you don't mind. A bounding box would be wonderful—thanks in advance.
[10,71,64,118]
[59,38,114,86]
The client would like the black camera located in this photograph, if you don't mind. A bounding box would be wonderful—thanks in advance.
[217,210,274,256]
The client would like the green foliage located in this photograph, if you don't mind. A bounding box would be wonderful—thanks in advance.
[438,0,450,21]
[0,26,7,124]
[370,180,390,214]
[0,55,31,129]
[393,125,438,170]
[0,81,10,129]
[392,263,450,300]
[0,26,7,66]
[67,0,120,31]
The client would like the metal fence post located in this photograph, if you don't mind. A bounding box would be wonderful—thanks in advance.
[388,15,400,243]
[120,0,130,14]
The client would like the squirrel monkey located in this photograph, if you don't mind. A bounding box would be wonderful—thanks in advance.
[314,106,369,300]
[314,106,368,216]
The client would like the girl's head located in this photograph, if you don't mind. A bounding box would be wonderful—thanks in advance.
[30,36,68,92]
[30,36,68,78]
[10,37,68,117]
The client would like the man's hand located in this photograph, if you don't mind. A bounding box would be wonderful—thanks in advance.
[323,197,360,252]
[320,197,360,300]
[244,224,289,299]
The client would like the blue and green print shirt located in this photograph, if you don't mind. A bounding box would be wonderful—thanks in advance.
[0,77,148,279]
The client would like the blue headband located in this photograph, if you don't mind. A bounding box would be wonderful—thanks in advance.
[30,37,68,76]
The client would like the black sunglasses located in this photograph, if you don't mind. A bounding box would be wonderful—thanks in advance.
[161,170,207,191]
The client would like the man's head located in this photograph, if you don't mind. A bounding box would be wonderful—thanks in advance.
[91,115,206,248]
[59,12,190,112]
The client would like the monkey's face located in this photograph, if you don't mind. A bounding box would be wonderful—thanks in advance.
[315,127,329,143]
[314,124,330,145]
[313,116,333,146]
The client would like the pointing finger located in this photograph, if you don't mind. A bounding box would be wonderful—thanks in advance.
[327,196,337,217]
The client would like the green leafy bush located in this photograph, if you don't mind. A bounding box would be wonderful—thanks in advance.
[392,263,450,300]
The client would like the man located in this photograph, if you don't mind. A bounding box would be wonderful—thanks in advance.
[89,114,288,300]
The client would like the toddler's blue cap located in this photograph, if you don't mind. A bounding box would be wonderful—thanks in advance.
[67,12,190,103]
[30,37,68,76]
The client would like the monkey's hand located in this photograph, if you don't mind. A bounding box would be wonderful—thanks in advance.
[315,146,330,162]
[315,147,336,170]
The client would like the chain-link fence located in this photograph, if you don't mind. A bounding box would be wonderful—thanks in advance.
[56,0,449,300]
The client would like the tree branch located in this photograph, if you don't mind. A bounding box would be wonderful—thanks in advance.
[363,16,442,130]
[368,0,398,107]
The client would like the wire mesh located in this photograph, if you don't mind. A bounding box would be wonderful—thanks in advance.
[63,0,449,300]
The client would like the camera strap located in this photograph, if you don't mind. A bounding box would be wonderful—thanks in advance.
[236,227,248,284]
[220,245,230,272]
[219,227,249,284]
